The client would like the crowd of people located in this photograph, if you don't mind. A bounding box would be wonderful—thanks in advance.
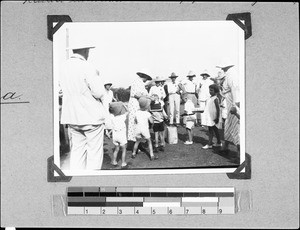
[59,43,241,170]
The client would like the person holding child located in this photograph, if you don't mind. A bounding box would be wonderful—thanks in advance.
[109,102,129,169]
[149,76,166,107]
[201,84,222,149]
[150,94,169,152]
[127,71,153,154]
[131,97,158,160]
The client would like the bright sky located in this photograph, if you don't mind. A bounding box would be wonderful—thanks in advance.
[63,21,243,88]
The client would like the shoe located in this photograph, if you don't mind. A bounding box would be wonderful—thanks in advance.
[159,146,165,152]
[121,164,129,169]
[110,162,118,167]
[202,144,213,149]
[131,154,136,159]
[150,155,159,161]
[153,147,158,153]
[213,143,222,147]
[184,141,193,145]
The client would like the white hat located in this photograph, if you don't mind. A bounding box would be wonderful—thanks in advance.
[187,70,196,77]
[153,76,165,82]
[104,81,112,86]
[200,69,210,77]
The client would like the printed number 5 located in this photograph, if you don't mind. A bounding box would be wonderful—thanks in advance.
[118,209,122,214]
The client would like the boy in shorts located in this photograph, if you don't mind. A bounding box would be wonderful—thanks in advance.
[150,94,169,152]
[132,97,158,160]
[109,102,129,169]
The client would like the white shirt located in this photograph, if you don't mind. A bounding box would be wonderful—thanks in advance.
[149,85,166,101]
[60,53,106,125]
[198,78,213,101]
[182,79,197,93]
[135,110,151,129]
[167,81,180,94]
[111,113,127,132]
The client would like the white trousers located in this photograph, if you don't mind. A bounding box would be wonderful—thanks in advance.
[169,94,181,124]
[69,124,104,170]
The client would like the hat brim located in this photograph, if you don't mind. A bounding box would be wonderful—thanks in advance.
[104,83,113,86]
[187,75,196,77]
[169,75,178,78]
[137,72,152,81]
[216,65,234,69]
[68,46,96,50]
[200,73,210,77]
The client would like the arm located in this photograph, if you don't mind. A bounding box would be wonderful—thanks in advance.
[85,66,106,100]
[214,98,220,124]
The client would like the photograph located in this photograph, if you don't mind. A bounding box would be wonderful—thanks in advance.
[53,21,245,176]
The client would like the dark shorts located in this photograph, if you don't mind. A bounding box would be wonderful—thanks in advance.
[153,122,165,132]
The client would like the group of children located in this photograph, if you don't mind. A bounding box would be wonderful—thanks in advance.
[107,81,229,169]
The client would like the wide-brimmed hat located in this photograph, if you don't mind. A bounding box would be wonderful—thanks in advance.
[187,70,196,77]
[138,96,151,111]
[216,58,235,69]
[109,102,127,116]
[153,76,165,82]
[136,71,152,81]
[200,70,211,77]
[169,72,178,78]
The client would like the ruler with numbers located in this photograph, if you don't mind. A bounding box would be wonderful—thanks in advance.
[67,187,235,215]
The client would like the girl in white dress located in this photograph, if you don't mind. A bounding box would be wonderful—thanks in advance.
[201,84,222,149]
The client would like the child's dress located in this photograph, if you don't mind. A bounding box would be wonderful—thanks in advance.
[183,99,197,130]
[202,95,222,129]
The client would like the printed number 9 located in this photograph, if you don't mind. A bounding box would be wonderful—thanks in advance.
[219,209,222,214]
[152,209,156,214]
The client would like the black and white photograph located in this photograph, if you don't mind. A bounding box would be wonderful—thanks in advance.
[53,21,245,176]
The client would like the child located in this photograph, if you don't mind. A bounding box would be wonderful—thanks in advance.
[132,97,158,160]
[201,84,222,149]
[150,94,169,152]
[181,93,197,145]
[109,102,129,169]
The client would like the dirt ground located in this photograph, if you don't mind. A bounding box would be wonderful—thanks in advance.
[60,124,240,171]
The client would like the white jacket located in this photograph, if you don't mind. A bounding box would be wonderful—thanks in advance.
[60,54,106,125]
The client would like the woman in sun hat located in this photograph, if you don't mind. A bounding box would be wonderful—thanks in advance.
[216,59,240,153]
[127,70,154,154]
[197,69,213,126]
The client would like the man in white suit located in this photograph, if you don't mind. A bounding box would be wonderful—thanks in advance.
[60,42,106,170]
